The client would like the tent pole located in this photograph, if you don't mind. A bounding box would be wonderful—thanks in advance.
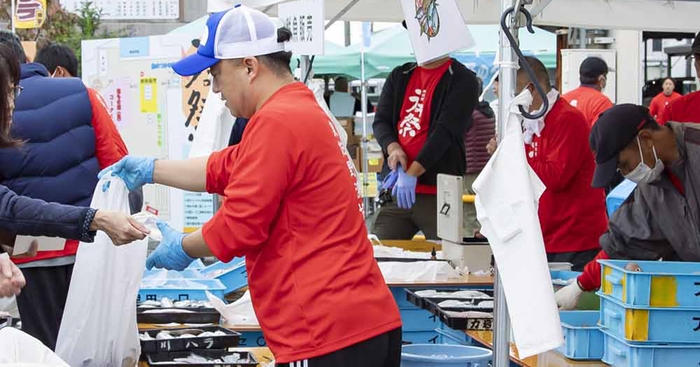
[493,0,518,365]
[325,0,360,30]
[300,55,311,84]
[360,49,370,217]
[10,0,15,33]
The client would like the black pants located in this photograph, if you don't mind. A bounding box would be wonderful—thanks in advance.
[547,249,599,272]
[277,328,402,367]
[372,194,438,240]
[15,264,73,351]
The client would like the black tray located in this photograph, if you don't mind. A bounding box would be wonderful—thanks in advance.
[437,307,494,331]
[137,307,220,324]
[141,326,240,353]
[405,288,494,310]
[146,350,258,366]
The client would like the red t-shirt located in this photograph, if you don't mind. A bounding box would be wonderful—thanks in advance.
[562,86,614,127]
[525,98,608,254]
[658,91,700,125]
[202,82,401,363]
[649,92,681,120]
[397,60,452,194]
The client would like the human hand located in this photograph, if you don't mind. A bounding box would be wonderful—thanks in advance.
[381,170,398,190]
[0,253,25,297]
[392,165,418,209]
[387,143,408,171]
[146,221,195,271]
[90,210,149,245]
[555,281,584,310]
[486,137,498,155]
[98,156,156,191]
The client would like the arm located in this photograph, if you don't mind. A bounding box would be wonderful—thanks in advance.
[414,67,478,173]
[372,69,399,153]
[528,111,589,191]
[200,121,297,262]
[182,229,212,258]
[88,88,129,168]
[577,250,609,291]
[153,157,209,192]
[0,184,96,242]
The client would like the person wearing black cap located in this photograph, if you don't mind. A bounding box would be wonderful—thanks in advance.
[562,56,614,127]
[657,31,700,125]
[556,104,700,309]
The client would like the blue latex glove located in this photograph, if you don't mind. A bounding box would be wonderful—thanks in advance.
[392,165,417,209]
[382,170,398,190]
[146,221,196,271]
[98,156,155,191]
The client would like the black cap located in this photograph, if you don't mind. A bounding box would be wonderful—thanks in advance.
[580,57,609,80]
[589,104,654,188]
[688,31,700,59]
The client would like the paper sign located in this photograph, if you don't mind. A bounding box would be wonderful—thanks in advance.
[181,41,211,140]
[399,0,475,65]
[98,49,109,76]
[14,0,47,29]
[13,236,65,256]
[278,0,325,56]
[183,192,214,233]
[140,77,158,113]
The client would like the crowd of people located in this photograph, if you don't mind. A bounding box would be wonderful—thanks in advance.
[0,3,698,364]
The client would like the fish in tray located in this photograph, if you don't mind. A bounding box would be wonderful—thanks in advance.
[415,290,491,299]
[438,300,494,309]
[173,352,253,364]
[138,297,213,310]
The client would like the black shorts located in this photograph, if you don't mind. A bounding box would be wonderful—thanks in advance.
[277,327,402,367]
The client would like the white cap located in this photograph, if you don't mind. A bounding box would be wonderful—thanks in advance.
[173,4,285,76]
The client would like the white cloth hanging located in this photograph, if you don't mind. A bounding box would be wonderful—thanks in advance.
[472,88,563,358]
[522,89,559,145]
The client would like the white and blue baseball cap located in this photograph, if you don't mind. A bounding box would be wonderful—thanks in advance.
[173,4,285,76]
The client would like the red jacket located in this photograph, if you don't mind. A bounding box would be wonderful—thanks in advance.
[649,92,681,120]
[12,88,128,265]
[658,91,700,125]
[525,98,608,254]
[562,86,614,127]
[202,83,401,363]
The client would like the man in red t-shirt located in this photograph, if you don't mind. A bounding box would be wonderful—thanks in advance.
[487,57,608,270]
[103,6,402,366]
[649,78,682,120]
[562,57,614,127]
[657,32,700,125]
[372,50,478,239]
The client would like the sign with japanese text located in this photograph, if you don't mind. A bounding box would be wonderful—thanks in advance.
[181,40,211,142]
[399,0,475,65]
[62,0,179,20]
[278,0,325,56]
[139,77,158,113]
[14,0,46,29]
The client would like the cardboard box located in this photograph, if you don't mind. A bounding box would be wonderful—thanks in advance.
[338,118,362,145]
[353,146,384,173]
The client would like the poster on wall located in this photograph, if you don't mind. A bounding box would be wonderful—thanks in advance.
[14,0,47,29]
[399,0,475,65]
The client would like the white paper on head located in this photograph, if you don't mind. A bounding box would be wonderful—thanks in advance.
[399,0,476,65]
[13,236,65,256]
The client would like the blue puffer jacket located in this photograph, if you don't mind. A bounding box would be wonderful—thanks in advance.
[0,63,97,207]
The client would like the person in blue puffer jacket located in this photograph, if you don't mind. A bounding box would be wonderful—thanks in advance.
[0,43,147,301]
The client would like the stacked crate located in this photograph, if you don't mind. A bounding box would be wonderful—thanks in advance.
[597,260,700,367]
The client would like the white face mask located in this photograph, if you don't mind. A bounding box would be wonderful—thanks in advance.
[624,136,664,184]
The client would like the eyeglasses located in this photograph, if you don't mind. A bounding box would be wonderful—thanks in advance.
[11,85,22,100]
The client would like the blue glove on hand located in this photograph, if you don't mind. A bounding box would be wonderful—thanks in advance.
[392,165,417,209]
[98,156,156,191]
[146,221,196,271]
[381,170,398,190]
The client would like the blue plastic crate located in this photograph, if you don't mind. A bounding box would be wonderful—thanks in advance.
[602,328,700,367]
[391,287,416,309]
[551,270,581,287]
[606,179,636,217]
[402,331,440,344]
[401,308,441,332]
[599,294,700,343]
[200,259,247,294]
[599,259,700,308]
[138,278,226,302]
[436,327,469,346]
[557,311,604,360]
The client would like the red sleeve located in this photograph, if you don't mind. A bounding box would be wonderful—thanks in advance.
[529,110,589,191]
[658,101,673,125]
[649,96,661,120]
[578,250,609,291]
[88,88,129,168]
[205,146,239,196]
[590,96,614,126]
[201,119,298,262]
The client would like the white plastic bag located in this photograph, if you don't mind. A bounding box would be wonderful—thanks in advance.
[55,177,147,367]
[206,290,258,325]
[0,327,69,366]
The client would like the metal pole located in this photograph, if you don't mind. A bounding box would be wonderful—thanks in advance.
[300,55,311,84]
[494,0,518,365]
[360,49,370,216]
[10,0,15,33]
[579,28,587,49]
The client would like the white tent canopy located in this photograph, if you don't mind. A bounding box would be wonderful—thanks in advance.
[233,0,700,33]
